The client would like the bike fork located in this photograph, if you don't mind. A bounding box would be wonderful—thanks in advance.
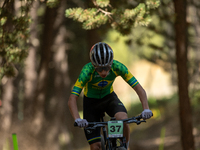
[122,137,127,149]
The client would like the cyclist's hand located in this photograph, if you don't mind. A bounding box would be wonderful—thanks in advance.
[141,109,153,119]
[75,118,88,127]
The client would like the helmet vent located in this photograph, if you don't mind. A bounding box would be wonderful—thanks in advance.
[90,42,113,67]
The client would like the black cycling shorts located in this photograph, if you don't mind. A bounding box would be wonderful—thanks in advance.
[83,92,127,145]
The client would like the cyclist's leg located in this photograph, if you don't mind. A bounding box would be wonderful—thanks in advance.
[90,142,101,150]
[114,112,130,143]
[83,96,103,150]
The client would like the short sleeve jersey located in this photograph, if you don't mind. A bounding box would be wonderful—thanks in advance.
[71,60,139,99]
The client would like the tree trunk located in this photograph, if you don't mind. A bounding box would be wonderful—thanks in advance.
[173,0,195,150]
[42,0,74,149]
[24,0,39,119]
[1,78,14,131]
[31,5,57,136]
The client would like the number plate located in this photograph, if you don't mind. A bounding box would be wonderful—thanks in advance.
[108,121,123,138]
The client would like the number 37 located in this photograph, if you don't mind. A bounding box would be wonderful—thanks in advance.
[109,125,121,132]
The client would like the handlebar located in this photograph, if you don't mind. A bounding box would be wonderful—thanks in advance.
[74,114,147,129]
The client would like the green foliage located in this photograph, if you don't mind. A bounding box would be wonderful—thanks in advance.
[146,0,161,9]
[66,7,109,30]
[103,30,134,65]
[0,1,30,78]
[95,0,110,8]
[0,0,61,79]
[159,127,166,150]
[65,0,160,34]
[46,0,59,8]
[191,89,200,111]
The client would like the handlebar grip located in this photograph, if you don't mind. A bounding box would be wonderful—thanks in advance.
[136,112,153,120]
[74,122,78,127]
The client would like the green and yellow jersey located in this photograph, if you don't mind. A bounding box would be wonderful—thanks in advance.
[71,60,138,99]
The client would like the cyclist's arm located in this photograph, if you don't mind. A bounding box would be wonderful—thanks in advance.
[68,94,80,120]
[133,83,150,110]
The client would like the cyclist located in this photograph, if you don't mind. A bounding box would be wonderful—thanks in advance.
[68,42,153,150]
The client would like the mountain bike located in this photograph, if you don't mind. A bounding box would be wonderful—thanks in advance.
[75,114,147,150]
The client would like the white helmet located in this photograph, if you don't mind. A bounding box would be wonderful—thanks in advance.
[90,42,113,67]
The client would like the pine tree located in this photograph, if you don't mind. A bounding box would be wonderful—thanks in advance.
[0,0,59,78]
[65,0,160,34]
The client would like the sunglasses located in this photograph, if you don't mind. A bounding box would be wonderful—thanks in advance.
[95,66,111,72]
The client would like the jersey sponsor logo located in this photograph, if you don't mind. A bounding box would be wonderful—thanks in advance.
[118,103,124,106]
[91,86,102,90]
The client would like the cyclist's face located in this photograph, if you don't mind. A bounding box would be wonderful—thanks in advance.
[95,67,110,78]
[97,70,110,78]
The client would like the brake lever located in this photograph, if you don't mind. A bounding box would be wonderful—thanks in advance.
[85,127,96,130]
[127,119,137,124]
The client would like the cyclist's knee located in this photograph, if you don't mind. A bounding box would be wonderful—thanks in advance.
[90,142,101,150]
[124,122,130,130]
[114,112,128,120]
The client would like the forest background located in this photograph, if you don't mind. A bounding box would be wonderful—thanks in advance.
[0,0,200,150]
